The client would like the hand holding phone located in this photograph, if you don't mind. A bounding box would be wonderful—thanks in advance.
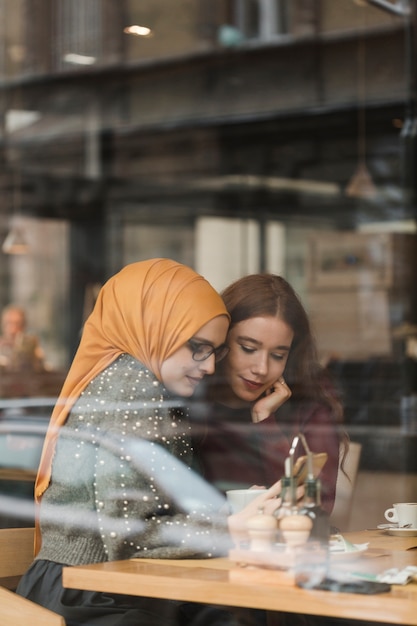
[292,452,328,485]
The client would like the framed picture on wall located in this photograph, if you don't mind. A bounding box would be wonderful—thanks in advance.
[307,232,393,290]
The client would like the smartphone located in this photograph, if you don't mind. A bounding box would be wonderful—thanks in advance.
[310,577,391,595]
[292,452,328,485]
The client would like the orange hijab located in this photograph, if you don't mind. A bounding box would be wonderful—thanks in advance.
[34,258,229,552]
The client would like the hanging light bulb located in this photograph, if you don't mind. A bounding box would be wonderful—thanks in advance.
[2,223,30,254]
[345,13,378,200]
[345,161,378,199]
[2,164,30,255]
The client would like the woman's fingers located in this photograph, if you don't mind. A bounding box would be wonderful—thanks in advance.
[251,378,292,423]
[227,478,303,545]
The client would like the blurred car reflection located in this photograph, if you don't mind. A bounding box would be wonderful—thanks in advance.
[0,399,53,527]
[0,402,229,555]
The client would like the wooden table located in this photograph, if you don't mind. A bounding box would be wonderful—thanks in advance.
[63,530,417,625]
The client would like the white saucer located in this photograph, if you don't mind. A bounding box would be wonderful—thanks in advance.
[329,543,368,561]
[386,527,417,537]
[377,523,396,530]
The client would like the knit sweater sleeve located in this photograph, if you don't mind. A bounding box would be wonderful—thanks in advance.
[37,355,230,566]
[96,426,228,560]
[90,357,230,560]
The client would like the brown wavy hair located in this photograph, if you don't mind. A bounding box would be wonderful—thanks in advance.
[220,273,349,469]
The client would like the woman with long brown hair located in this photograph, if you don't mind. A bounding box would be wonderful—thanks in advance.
[192,273,348,515]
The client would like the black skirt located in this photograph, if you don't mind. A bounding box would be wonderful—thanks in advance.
[16,559,265,626]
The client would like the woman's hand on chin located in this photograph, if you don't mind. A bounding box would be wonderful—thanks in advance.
[251,377,292,423]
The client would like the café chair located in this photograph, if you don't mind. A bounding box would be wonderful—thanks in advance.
[329,440,362,531]
[0,527,65,625]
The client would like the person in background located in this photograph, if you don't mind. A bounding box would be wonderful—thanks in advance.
[0,305,45,373]
[17,259,280,626]
[192,273,348,515]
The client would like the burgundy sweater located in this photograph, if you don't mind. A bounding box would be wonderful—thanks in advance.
[191,398,341,514]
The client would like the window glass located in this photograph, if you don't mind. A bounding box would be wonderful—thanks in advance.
[0,8,416,621]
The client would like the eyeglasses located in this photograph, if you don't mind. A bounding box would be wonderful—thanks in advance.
[187,339,230,363]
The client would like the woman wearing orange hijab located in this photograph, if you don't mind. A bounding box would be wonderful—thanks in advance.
[16,258,243,626]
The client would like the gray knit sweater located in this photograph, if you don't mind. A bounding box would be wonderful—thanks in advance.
[36,354,229,566]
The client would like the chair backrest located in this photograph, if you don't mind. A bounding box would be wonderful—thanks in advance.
[0,527,35,589]
[0,586,66,626]
[0,527,65,625]
[330,441,362,531]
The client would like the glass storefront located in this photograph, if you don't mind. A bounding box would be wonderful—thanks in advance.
[0,0,416,594]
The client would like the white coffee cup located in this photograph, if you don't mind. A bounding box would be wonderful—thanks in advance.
[226,488,266,514]
[384,502,417,528]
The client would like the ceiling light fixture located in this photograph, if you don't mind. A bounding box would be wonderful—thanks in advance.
[63,53,96,65]
[2,222,30,255]
[2,166,30,255]
[345,10,378,200]
[124,25,152,37]
[345,162,378,199]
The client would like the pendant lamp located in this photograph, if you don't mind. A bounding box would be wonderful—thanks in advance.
[2,222,30,254]
[345,13,378,200]
[2,169,30,255]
